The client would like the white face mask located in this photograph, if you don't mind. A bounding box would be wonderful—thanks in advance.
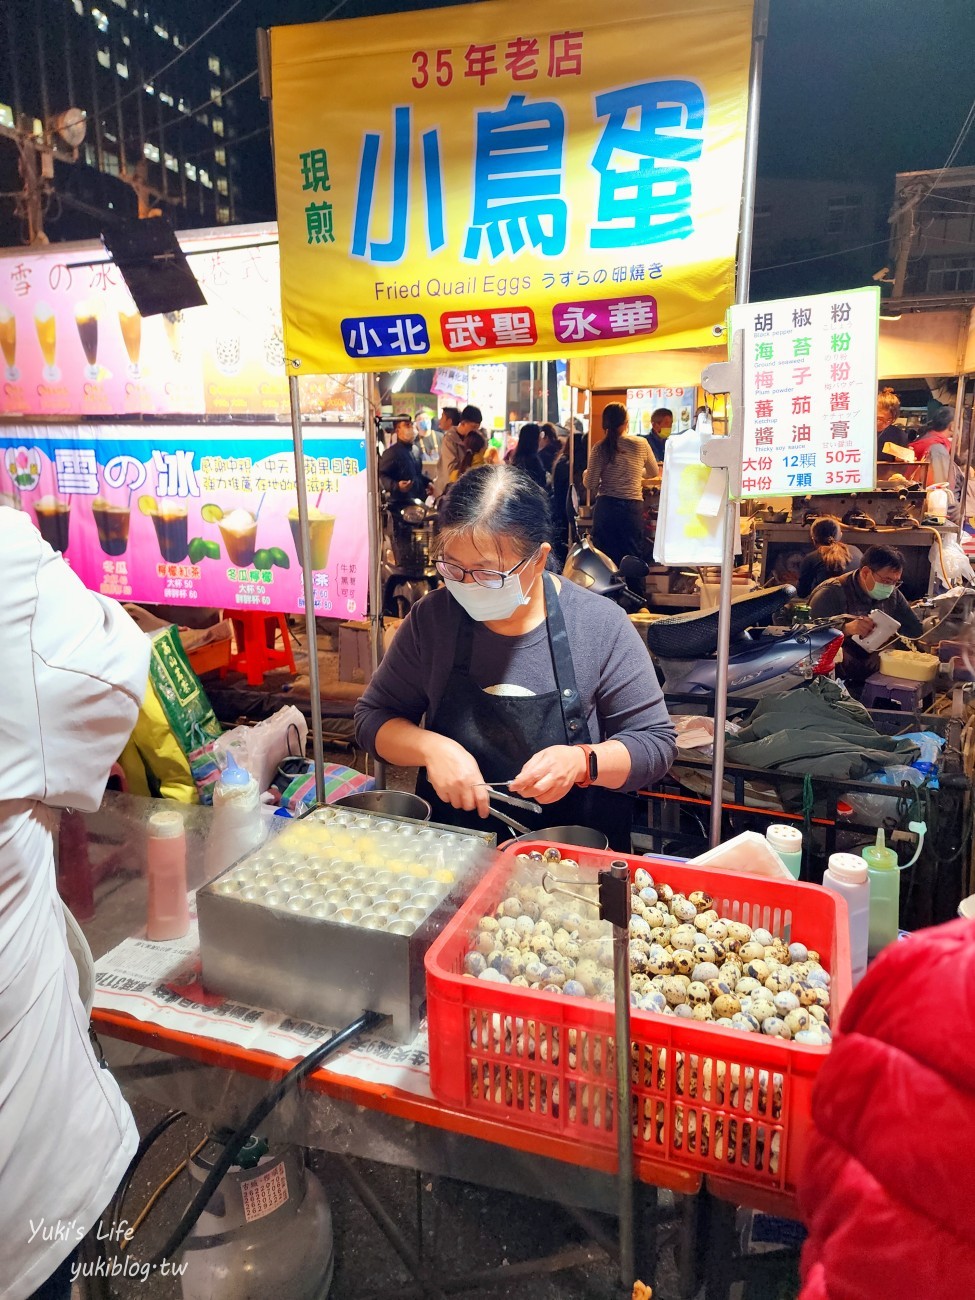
[444,572,533,622]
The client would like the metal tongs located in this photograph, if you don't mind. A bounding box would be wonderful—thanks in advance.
[475,781,541,835]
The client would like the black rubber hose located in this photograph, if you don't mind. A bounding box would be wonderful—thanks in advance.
[146,1009,385,1268]
[108,1109,187,1240]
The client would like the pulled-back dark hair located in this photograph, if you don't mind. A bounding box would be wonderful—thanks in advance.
[437,464,551,561]
[810,516,850,573]
[515,422,541,457]
[862,544,905,573]
[601,401,628,460]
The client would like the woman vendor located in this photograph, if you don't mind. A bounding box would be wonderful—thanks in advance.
[354,466,677,849]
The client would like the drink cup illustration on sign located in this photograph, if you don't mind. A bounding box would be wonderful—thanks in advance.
[34,302,59,382]
[75,301,99,379]
[0,303,18,380]
[289,506,335,570]
[35,496,71,552]
[118,304,142,378]
[219,507,259,566]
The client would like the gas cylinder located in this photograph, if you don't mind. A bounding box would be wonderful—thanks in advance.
[179,1137,334,1300]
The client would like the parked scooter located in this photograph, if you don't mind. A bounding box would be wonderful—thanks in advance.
[381,495,439,617]
[645,587,845,699]
[562,541,845,700]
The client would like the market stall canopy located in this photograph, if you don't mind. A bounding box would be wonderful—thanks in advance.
[268,0,754,376]
[570,305,975,389]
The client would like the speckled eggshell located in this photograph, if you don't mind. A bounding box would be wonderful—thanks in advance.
[691,1003,714,1021]
[694,909,720,933]
[731,1012,760,1033]
[661,975,688,1006]
[647,945,675,976]
[752,928,774,948]
[705,920,730,943]
[686,980,710,1006]
[671,896,698,923]
[712,993,741,1019]
[745,959,771,984]
[735,976,762,998]
[785,1007,814,1035]
[672,949,696,976]
[670,924,699,952]
[692,962,721,985]
[688,889,714,913]
[726,921,753,945]
[692,939,718,965]
[633,868,654,890]
[773,991,800,1015]
[705,978,734,999]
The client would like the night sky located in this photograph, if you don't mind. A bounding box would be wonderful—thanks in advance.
[223,0,975,225]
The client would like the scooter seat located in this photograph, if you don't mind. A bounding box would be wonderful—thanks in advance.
[644,585,795,659]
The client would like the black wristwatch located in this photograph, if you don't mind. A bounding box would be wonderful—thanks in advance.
[576,744,598,788]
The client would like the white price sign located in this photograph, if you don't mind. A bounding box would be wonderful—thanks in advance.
[728,286,880,500]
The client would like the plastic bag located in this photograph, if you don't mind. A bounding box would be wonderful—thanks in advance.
[843,765,924,824]
[897,730,944,785]
[930,535,975,588]
[214,705,308,794]
[147,626,223,753]
[653,426,741,566]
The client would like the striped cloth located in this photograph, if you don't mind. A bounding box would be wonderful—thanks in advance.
[585,435,658,500]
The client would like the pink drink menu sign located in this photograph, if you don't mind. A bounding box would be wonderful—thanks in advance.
[1,425,368,616]
[0,229,361,420]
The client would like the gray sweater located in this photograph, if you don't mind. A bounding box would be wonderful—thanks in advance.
[354,579,677,792]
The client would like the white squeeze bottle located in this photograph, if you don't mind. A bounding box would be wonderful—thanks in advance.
[822,852,871,985]
[204,754,267,877]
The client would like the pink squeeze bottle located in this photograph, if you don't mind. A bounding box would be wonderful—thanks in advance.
[146,809,190,941]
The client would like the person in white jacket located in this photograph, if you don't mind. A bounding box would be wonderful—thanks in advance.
[1,508,149,1300]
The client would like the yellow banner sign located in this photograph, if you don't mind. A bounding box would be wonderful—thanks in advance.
[271,0,752,375]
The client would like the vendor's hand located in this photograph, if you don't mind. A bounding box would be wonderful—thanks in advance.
[397,479,413,492]
[422,733,490,818]
[844,616,875,638]
[510,745,587,804]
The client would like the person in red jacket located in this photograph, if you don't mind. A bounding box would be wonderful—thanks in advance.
[798,917,975,1300]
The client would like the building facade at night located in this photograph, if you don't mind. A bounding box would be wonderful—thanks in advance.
[0,0,242,242]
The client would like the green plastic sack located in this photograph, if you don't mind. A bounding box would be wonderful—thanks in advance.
[148,626,223,757]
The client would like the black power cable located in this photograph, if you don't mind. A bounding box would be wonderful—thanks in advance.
[107,1109,188,1242]
[146,1009,384,1268]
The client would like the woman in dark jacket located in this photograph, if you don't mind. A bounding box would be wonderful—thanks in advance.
[509,422,548,489]
[796,517,862,599]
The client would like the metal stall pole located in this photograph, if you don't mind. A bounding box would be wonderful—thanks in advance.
[609,861,635,1291]
[955,373,968,540]
[705,0,769,847]
[567,389,576,556]
[259,31,325,802]
[365,372,387,789]
[289,374,326,803]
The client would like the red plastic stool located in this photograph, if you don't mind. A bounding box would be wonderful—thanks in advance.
[221,611,296,686]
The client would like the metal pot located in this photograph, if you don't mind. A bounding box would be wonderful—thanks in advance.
[511,824,609,850]
[332,790,432,821]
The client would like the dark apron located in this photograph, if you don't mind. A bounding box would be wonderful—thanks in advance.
[415,573,633,850]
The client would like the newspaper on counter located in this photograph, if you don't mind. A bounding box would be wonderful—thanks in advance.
[93,905,433,1099]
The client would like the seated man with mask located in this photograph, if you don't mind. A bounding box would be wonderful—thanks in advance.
[808,544,924,694]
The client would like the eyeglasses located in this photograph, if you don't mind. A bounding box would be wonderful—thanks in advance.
[435,549,538,589]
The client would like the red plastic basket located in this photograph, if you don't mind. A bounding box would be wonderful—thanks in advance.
[426,843,851,1213]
